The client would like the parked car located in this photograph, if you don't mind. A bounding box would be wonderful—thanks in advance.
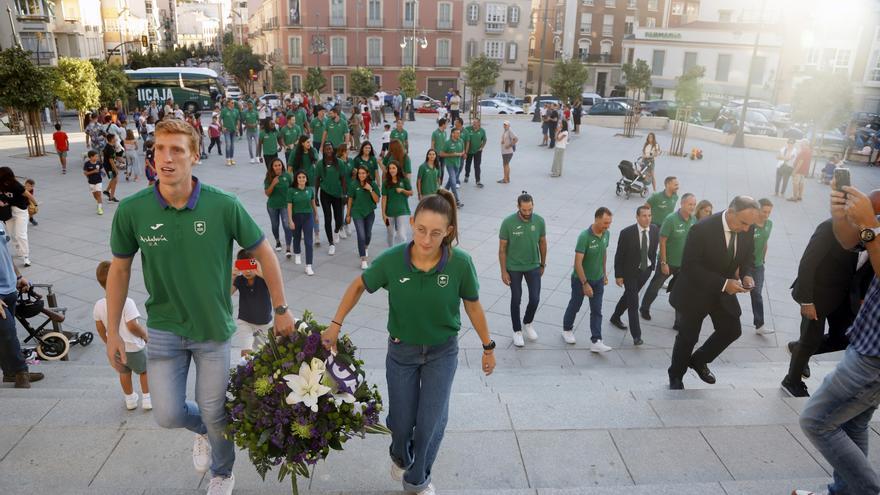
[259,93,282,110]
[490,92,517,105]
[581,92,602,109]
[225,85,242,100]
[715,108,776,136]
[721,99,775,122]
[587,100,632,116]
[851,112,880,131]
[412,93,441,109]
[415,101,440,113]
[478,99,524,115]
[640,100,675,117]
[528,96,562,115]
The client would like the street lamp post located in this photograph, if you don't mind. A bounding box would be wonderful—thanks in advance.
[400,0,427,121]
[532,0,550,122]
[733,0,767,148]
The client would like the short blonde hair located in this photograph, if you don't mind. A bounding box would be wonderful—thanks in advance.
[154,119,200,158]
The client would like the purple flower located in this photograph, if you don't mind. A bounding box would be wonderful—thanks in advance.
[296,352,305,361]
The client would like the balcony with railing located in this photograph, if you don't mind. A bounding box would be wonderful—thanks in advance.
[437,55,451,66]
[330,53,347,66]
[486,21,505,33]
[579,53,613,64]
[330,15,345,27]
[402,18,415,28]
[438,18,453,30]
[367,17,383,27]
[602,25,613,36]
[367,54,383,66]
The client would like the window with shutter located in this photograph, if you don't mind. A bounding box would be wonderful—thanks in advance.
[467,2,479,24]
[508,5,520,26]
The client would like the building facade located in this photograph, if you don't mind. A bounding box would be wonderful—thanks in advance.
[1,0,106,65]
[461,0,531,97]
[250,0,464,100]
[101,0,150,65]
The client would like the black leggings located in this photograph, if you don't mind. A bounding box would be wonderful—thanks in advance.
[208,137,221,154]
[320,189,344,244]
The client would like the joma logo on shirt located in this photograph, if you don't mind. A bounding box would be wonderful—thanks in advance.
[140,234,168,247]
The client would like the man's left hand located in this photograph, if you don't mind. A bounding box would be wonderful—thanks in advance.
[742,276,755,290]
[616,277,624,287]
[274,310,296,336]
[844,186,880,228]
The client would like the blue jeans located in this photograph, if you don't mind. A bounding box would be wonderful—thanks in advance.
[292,212,314,264]
[386,336,458,492]
[147,328,234,477]
[267,206,292,248]
[353,211,375,257]
[562,277,604,343]
[0,291,25,376]
[800,347,880,494]
[246,128,258,158]
[509,268,541,333]
[223,130,235,159]
[749,265,765,328]
[444,159,460,203]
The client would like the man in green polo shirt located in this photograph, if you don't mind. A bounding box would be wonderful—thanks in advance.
[280,118,304,165]
[104,119,295,492]
[750,198,774,335]
[310,108,327,150]
[440,127,464,208]
[219,100,240,166]
[290,102,309,132]
[321,108,349,152]
[640,193,696,328]
[390,119,409,152]
[463,119,487,187]
[499,192,547,347]
[432,118,448,182]
[646,176,679,227]
[562,207,613,350]
[242,101,260,164]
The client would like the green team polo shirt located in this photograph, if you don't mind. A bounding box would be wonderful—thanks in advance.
[659,211,696,268]
[431,128,447,153]
[288,187,314,214]
[572,227,610,281]
[464,126,487,154]
[324,118,349,148]
[318,159,346,198]
[280,123,303,147]
[390,128,409,148]
[417,163,440,195]
[349,181,380,219]
[291,108,307,127]
[109,179,264,342]
[220,107,240,131]
[443,138,464,164]
[361,242,480,345]
[291,153,318,186]
[351,155,379,179]
[383,178,412,217]
[382,154,412,175]
[310,116,326,142]
[260,129,281,155]
[499,213,546,272]
[646,191,679,226]
[264,172,292,209]
[753,219,773,267]
[242,109,259,128]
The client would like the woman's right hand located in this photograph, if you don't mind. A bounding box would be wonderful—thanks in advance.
[289,221,295,230]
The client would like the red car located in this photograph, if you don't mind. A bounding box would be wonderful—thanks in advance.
[416,101,440,113]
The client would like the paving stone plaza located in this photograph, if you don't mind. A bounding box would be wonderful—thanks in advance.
[1,114,880,494]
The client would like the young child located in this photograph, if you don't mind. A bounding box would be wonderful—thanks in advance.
[437,104,448,124]
[52,123,69,174]
[93,261,151,411]
[144,139,157,186]
[124,129,140,182]
[207,116,222,156]
[380,123,392,158]
[230,249,272,359]
[24,179,37,226]
[83,150,104,215]
[822,154,843,184]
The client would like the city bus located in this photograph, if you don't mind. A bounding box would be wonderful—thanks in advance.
[126,67,219,113]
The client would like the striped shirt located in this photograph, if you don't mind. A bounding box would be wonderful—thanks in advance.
[847,275,880,356]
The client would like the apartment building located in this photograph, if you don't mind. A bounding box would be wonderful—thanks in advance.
[101,0,150,64]
[461,1,531,97]
[0,0,106,64]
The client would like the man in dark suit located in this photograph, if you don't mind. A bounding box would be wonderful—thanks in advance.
[667,196,761,389]
[610,205,659,345]
[782,218,874,397]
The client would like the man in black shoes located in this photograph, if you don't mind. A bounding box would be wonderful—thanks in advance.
[610,205,659,345]
[0,222,41,388]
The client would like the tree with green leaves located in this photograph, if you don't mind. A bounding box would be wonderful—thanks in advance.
[792,70,853,131]
[304,67,326,102]
[272,66,290,94]
[221,44,264,92]
[350,67,377,99]
[398,67,416,102]
[674,65,705,108]
[548,58,589,106]
[0,47,54,155]
[90,59,131,108]
[463,55,501,117]
[52,58,100,129]
[622,59,652,101]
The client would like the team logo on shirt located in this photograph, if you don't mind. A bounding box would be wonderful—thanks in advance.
[437,274,449,287]
[194,220,207,235]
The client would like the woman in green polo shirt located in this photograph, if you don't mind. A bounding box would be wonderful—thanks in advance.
[417,149,442,199]
[287,170,318,276]
[337,144,355,239]
[258,119,282,172]
[290,136,322,247]
[382,140,412,179]
[263,158,293,257]
[316,143,347,256]
[321,190,496,495]
[351,141,380,181]
[382,161,413,247]
[346,165,380,270]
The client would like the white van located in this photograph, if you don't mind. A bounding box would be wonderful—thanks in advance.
[581,92,602,109]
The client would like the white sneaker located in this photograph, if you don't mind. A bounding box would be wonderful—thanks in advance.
[755,326,776,335]
[328,245,336,256]
[23,257,31,267]
[305,265,314,276]
[524,323,538,341]
[417,483,436,495]
[361,260,369,270]
[562,330,576,344]
[345,224,353,235]
[124,393,138,410]
[333,232,340,244]
[294,254,302,265]
[250,157,256,163]
[340,229,348,239]
[285,249,292,259]
[390,461,405,481]
[590,340,612,353]
[206,473,235,495]
[512,331,525,347]
[192,433,212,473]
[141,393,152,410]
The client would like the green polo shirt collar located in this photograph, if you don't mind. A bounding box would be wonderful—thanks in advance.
[401,241,451,274]
[153,177,202,210]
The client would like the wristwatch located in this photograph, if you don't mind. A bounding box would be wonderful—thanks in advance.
[482,340,496,351]
[274,304,289,315]
[859,226,880,243]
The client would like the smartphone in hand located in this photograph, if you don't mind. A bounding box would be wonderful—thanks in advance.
[834,168,851,192]
[234,259,257,271]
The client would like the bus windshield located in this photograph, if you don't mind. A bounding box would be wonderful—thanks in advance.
[126,67,219,113]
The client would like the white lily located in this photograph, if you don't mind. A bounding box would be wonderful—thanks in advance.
[284,362,331,412]
[310,357,326,374]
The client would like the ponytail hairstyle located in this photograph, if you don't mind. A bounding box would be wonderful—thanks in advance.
[517,190,533,205]
[414,189,459,247]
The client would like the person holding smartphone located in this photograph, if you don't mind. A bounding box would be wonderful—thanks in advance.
[320,191,495,495]
[382,160,413,247]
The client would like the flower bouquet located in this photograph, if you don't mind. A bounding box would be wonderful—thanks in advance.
[226,311,389,494]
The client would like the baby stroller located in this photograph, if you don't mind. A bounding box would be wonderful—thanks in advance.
[615,157,651,199]
[18,284,93,361]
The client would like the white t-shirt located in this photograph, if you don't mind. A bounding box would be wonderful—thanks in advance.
[449,95,461,111]
[556,131,569,149]
[93,297,145,352]
[381,130,391,144]
[369,99,382,111]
